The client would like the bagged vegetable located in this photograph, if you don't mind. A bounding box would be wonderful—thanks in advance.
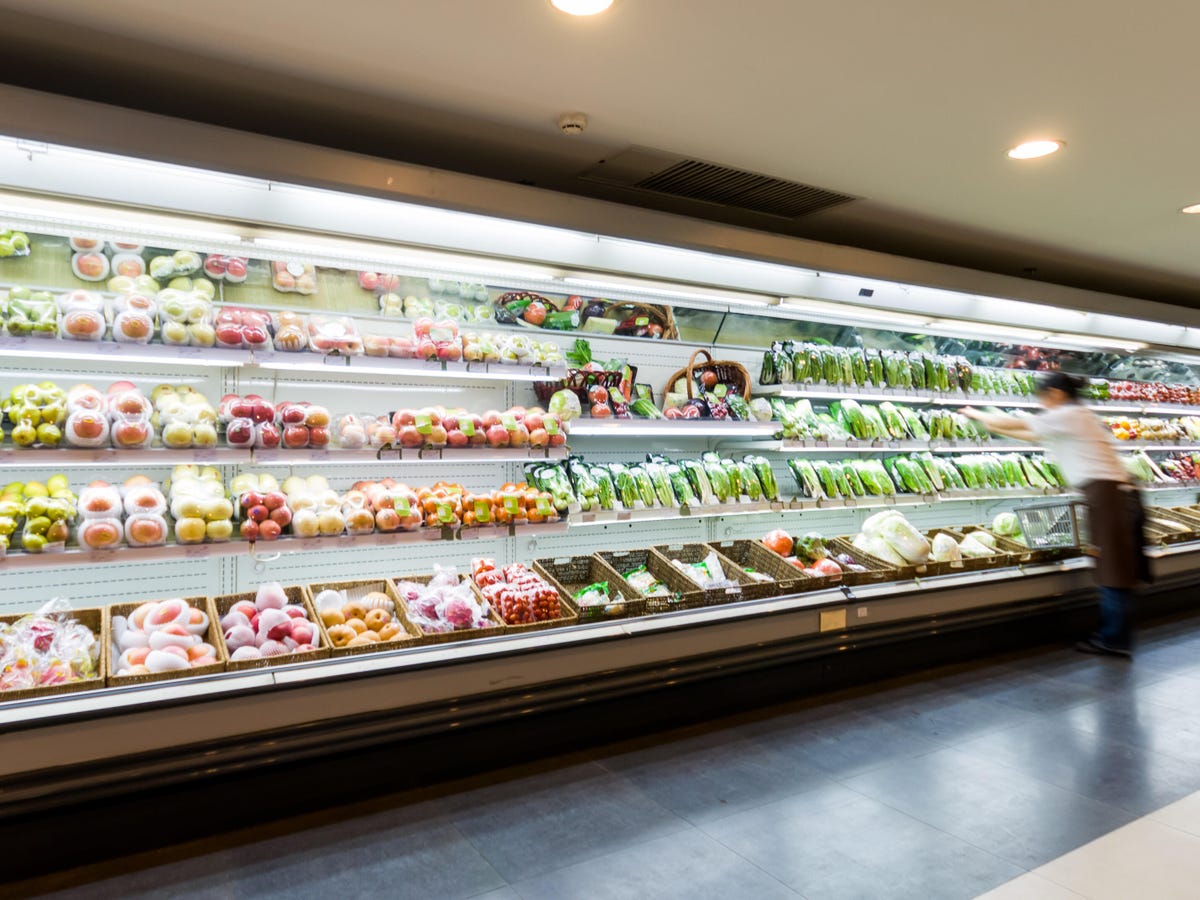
[992,512,1022,537]
[853,532,907,567]
[930,533,962,563]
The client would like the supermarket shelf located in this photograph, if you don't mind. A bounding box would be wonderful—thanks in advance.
[250,445,568,465]
[727,438,1044,454]
[755,386,934,403]
[249,350,565,383]
[0,447,251,466]
[566,420,778,438]
[0,521,571,569]
[1088,401,1200,416]
[0,336,566,384]
[929,444,1044,453]
[930,395,1042,409]
[571,500,786,527]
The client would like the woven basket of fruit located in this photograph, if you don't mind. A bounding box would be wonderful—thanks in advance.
[662,349,752,412]
[596,301,676,340]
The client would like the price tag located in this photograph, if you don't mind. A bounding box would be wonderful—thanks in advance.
[501,413,518,431]
[504,495,520,515]
[460,418,475,436]
[544,417,559,435]
[712,383,728,399]
[415,413,432,434]
[536,496,553,516]
[474,499,492,523]
[635,317,649,326]
[395,497,411,516]
[436,502,455,524]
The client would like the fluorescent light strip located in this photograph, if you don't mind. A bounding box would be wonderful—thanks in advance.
[782,297,932,328]
[564,276,777,307]
[251,357,559,383]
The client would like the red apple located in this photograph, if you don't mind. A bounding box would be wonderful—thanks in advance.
[282,425,309,448]
[269,506,292,528]
[441,413,459,432]
[525,412,544,431]
[481,410,502,429]
[71,413,105,440]
[216,324,243,346]
[278,404,306,425]
[508,424,529,447]
[509,406,527,422]
[308,426,330,448]
[282,605,307,619]
[225,258,247,280]
[437,343,462,362]
[243,325,269,346]
[263,492,287,511]
[107,381,136,395]
[113,418,150,447]
[358,271,380,291]
[413,317,433,338]
[256,422,280,449]
[380,274,399,291]
[485,424,510,448]
[549,432,567,447]
[398,425,423,448]
[247,504,269,523]
[528,428,549,448]
[240,520,260,541]
[426,424,447,447]
[446,429,469,448]
[241,490,264,509]
[230,398,254,420]
[416,338,437,360]
[375,508,401,532]
[393,409,416,428]
[258,519,282,541]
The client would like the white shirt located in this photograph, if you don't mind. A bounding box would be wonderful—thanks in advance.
[1028,403,1129,488]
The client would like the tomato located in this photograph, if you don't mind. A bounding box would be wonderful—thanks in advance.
[762,529,793,557]
[700,370,718,389]
[524,302,547,326]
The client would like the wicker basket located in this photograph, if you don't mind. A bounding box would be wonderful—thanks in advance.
[534,367,630,407]
[751,541,843,593]
[212,587,330,671]
[596,547,705,612]
[602,301,677,340]
[704,540,803,599]
[662,348,752,406]
[828,537,908,584]
[533,555,647,622]
[925,528,1002,573]
[0,606,106,703]
[105,597,227,686]
[650,543,755,606]
[304,579,421,656]
[957,524,1078,565]
[957,525,1036,566]
[391,572,506,645]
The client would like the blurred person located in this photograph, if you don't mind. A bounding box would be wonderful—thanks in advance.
[963,372,1147,657]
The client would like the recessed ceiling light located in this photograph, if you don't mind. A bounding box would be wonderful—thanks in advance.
[1181,203,1200,214]
[550,0,614,14]
[1007,140,1064,160]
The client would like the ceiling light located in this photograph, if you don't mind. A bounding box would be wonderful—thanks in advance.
[550,0,614,14]
[1181,204,1200,214]
[1007,140,1064,160]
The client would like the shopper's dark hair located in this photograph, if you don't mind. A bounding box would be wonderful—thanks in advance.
[1036,371,1082,400]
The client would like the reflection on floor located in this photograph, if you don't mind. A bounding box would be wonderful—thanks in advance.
[18,612,1200,900]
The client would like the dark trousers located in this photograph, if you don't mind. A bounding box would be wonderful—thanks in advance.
[1097,585,1134,651]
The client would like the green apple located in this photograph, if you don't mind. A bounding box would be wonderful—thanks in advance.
[36,423,61,446]
[167,277,193,291]
[20,532,46,553]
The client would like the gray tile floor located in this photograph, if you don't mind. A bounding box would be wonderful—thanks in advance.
[26,613,1200,900]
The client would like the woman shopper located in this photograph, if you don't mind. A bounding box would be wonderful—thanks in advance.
[962,372,1146,657]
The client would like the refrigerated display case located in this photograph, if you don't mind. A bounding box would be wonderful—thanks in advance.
[2,88,1200,816]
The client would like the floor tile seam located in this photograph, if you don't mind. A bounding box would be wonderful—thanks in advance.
[449,785,697,885]
[670,773,841,828]
[688,820,810,898]
[828,777,1040,876]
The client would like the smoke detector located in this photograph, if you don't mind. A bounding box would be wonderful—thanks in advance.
[557,112,588,135]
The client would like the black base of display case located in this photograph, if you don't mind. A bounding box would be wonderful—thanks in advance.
[7,581,1196,886]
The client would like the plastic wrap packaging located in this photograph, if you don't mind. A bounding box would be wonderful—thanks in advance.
[122,483,167,517]
[313,587,407,649]
[4,288,58,338]
[78,516,123,550]
[307,315,363,355]
[473,560,562,624]
[215,307,273,351]
[124,513,168,548]
[79,483,122,519]
[66,384,105,415]
[111,598,218,677]
[224,416,255,448]
[19,496,73,553]
[109,252,146,280]
[254,421,281,450]
[157,290,215,347]
[220,583,321,662]
[112,309,155,344]
[395,566,496,634]
[113,291,157,316]
[0,599,101,693]
[362,333,390,357]
[59,307,106,342]
[64,409,110,448]
[71,251,110,282]
[109,413,153,450]
[271,261,318,294]
[203,254,248,283]
[271,310,307,352]
[334,414,367,449]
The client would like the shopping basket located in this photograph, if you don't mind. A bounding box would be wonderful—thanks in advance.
[1015,500,1087,549]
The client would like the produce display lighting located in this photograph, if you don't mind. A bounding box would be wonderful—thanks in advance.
[550,0,615,14]
[1007,140,1064,160]
[1181,204,1200,214]
[562,275,776,308]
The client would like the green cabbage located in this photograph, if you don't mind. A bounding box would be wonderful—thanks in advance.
[992,512,1021,537]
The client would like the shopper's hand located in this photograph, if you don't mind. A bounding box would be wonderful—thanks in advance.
[959,407,983,421]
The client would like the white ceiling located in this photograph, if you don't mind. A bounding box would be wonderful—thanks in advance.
[3,0,1200,307]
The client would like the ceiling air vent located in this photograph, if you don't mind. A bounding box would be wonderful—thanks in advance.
[579,148,855,220]
[636,160,854,219]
